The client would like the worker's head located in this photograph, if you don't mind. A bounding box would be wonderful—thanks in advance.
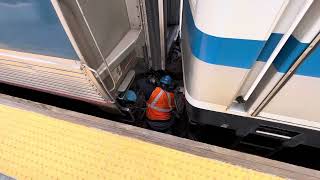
[160,75,172,89]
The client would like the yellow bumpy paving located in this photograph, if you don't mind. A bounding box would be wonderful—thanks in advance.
[0,105,283,180]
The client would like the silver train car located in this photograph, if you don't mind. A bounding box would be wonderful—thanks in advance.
[0,0,143,113]
[182,0,320,148]
[0,0,180,115]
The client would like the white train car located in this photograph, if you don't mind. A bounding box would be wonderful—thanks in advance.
[182,0,320,149]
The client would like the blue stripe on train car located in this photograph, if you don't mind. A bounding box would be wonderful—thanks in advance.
[0,0,79,60]
[273,36,309,73]
[257,33,283,62]
[254,33,319,78]
[295,44,320,78]
[184,0,265,69]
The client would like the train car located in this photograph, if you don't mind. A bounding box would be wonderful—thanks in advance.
[0,0,147,114]
[0,0,181,118]
[182,0,320,149]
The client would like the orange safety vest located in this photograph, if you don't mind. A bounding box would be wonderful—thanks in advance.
[146,87,175,121]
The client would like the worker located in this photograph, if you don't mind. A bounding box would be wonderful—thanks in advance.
[145,75,176,132]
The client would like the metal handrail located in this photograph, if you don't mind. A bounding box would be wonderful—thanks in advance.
[75,0,117,92]
[252,33,320,116]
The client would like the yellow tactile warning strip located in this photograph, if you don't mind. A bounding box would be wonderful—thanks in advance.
[0,104,284,180]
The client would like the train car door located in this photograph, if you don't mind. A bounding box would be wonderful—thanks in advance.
[51,0,143,93]
[0,0,113,106]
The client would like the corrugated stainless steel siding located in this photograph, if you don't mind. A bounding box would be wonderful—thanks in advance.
[0,59,108,105]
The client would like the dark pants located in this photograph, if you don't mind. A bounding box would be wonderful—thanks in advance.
[146,118,175,133]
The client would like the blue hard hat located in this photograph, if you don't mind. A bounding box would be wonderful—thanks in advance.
[160,75,172,85]
[124,90,137,102]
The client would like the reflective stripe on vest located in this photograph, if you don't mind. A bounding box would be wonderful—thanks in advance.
[147,89,172,113]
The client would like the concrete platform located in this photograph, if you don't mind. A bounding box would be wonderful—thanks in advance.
[0,93,319,180]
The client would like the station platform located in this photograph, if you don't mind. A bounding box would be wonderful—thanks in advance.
[0,94,319,180]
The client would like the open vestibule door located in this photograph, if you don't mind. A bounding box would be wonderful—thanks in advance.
[51,0,147,112]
